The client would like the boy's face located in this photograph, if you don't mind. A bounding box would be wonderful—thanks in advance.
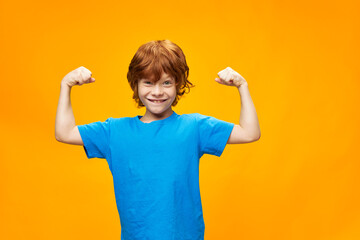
[138,72,177,118]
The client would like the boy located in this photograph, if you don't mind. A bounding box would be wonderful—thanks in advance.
[55,39,260,240]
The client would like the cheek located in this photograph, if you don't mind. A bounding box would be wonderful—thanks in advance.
[170,87,177,95]
[137,88,146,96]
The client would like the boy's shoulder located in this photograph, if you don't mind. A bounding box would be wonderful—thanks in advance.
[110,116,133,123]
[178,112,207,122]
[100,116,133,126]
[178,113,218,125]
[180,112,206,117]
[182,112,208,120]
[179,112,198,118]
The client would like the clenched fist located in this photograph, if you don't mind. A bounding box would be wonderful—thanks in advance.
[215,67,247,88]
[61,66,95,87]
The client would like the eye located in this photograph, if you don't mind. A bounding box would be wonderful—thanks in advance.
[164,81,171,85]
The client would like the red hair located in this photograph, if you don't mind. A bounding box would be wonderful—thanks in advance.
[127,39,195,108]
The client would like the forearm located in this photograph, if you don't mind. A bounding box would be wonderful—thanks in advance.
[238,83,261,139]
[55,83,76,140]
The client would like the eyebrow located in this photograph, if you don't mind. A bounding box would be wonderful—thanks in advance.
[143,78,173,82]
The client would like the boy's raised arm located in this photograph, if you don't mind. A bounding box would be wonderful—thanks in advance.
[215,67,261,143]
[55,66,95,145]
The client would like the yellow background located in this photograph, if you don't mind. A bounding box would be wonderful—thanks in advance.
[1,0,359,239]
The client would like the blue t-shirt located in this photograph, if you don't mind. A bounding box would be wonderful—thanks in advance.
[77,111,234,240]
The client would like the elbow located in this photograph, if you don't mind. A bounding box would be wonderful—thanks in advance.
[55,135,62,142]
[243,125,261,142]
[55,128,66,143]
[251,132,261,142]
[55,130,60,142]
[255,132,261,141]
[55,132,64,142]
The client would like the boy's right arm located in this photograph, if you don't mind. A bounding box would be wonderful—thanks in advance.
[55,66,95,145]
[55,83,83,145]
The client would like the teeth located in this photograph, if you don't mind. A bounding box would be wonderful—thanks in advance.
[150,99,165,103]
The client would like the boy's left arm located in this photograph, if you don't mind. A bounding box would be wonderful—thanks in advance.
[215,67,261,144]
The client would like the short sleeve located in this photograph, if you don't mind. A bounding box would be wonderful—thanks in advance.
[77,117,112,159]
[196,113,235,157]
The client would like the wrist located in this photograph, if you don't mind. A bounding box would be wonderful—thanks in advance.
[237,83,248,90]
[61,81,72,89]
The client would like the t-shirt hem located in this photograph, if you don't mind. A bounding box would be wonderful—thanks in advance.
[214,122,235,157]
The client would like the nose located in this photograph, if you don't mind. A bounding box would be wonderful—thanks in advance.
[152,84,164,95]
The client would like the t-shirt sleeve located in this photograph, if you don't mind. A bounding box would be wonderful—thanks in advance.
[77,117,112,159]
[196,113,235,157]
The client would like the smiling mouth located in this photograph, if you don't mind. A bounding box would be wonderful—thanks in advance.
[148,99,167,103]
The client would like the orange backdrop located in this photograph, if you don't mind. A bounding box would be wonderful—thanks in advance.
[1,0,359,239]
